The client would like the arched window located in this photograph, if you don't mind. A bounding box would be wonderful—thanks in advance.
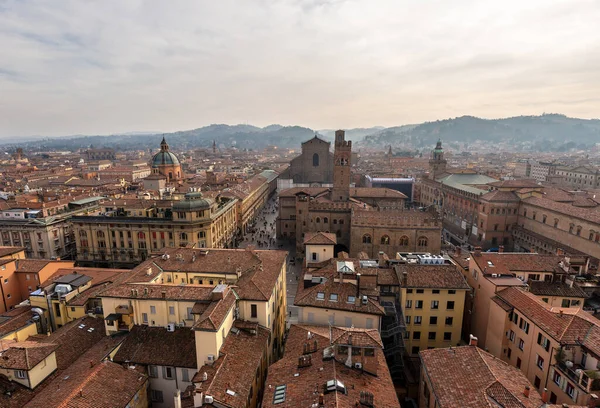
[589,231,595,241]
[180,232,188,241]
[399,236,409,246]
[96,231,104,238]
[380,235,390,245]
[336,230,341,237]
[323,217,328,224]
[417,236,428,247]
[315,217,321,223]
[362,234,372,244]
[79,230,87,237]
[576,226,582,236]
[333,219,338,224]
[313,153,319,167]
[138,232,145,240]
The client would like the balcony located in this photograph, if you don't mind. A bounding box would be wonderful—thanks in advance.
[556,362,600,394]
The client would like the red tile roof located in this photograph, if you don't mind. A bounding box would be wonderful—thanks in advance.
[113,325,196,368]
[303,232,337,246]
[262,324,399,408]
[420,345,544,408]
[397,264,470,289]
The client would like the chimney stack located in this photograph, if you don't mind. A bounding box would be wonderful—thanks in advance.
[474,247,482,257]
[455,246,461,255]
[469,334,478,347]
[319,394,325,407]
[498,245,504,253]
[541,388,548,403]
[356,273,361,297]
[523,385,530,398]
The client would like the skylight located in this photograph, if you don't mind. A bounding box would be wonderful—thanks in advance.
[329,293,338,302]
[316,292,325,300]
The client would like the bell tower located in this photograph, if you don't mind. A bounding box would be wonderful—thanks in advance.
[429,139,447,180]
[332,130,351,201]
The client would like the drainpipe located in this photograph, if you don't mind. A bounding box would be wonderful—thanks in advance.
[0,276,7,313]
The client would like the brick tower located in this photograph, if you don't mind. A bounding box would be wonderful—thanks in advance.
[332,130,351,202]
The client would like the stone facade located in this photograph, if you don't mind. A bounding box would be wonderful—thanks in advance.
[281,135,334,185]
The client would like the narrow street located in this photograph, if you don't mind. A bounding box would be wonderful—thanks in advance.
[236,194,300,326]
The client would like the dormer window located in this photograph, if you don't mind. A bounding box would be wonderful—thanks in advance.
[329,294,338,302]
[316,292,325,300]
[347,295,356,303]
[325,379,346,394]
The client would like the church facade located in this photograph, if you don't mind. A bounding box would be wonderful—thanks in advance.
[280,135,334,185]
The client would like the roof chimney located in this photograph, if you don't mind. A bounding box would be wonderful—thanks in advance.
[523,385,530,398]
[455,246,461,255]
[356,273,361,297]
[319,394,325,407]
[498,245,504,253]
[541,388,548,403]
[469,334,478,347]
[474,247,482,257]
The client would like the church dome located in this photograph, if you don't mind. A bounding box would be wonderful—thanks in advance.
[151,136,180,167]
[151,151,180,167]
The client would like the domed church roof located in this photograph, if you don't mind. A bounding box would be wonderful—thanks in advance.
[151,137,180,167]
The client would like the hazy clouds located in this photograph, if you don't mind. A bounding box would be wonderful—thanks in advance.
[1,0,599,137]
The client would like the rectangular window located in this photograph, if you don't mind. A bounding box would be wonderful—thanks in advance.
[169,306,175,315]
[432,289,440,294]
[516,357,521,369]
[404,331,410,339]
[142,313,148,324]
[431,300,439,309]
[443,332,451,341]
[150,306,156,314]
[151,390,164,403]
[148,365,158,378]
[518,339,524,351]
[507,348,512,358]
[405,316,411,324]
[536,355,544,369]
[164,366,174,380]
[553,370,561,385]
[414,316,422,325]
[251,304,258,318]
[366,318,373,329]
[566,382,574,398]
[405,300,412,308]
[448,290,456,294]
[446,301,455,310]
[187,307,193,320]
[416,289,424,294]
[413,331,421,339]
[509,330,515,342]
[429,316,437,325]
[445,317,453,326]
[411,346,419,354]
[15,370,26,379]
[415,300,423,309]
[182,368,190,382]
[428,332,436,340]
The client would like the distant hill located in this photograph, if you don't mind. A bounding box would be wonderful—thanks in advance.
[3,114,599,152]
[360,114,600,151]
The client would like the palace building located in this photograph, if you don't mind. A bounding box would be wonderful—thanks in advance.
[277,130,441,257]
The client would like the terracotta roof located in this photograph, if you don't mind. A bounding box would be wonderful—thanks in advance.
[330,327,383,348]
[190,325,270,408]
[99,283,214,301]
[480,190,520,202]
[14,260,51,273]
[193,290,237,331]
[303,232,337,246]
[295,277,385,316]
[420,345,544,408]
[113,325,196,368]
[495,287,600,344]
[37,316,109,370]
[262,324,399,408]
[523,195,600,224]
[25,357,146,408]
[0,246,25,258]
[396,264,470,289]
[0,306,36,339]
[0,341,58,370]
[472,253,564,276]
[374,268,399,286]
[528,281,588,299]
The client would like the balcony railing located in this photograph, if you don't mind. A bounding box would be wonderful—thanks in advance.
[556,362,598,393]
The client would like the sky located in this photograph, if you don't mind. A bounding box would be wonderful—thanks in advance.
[1,0,599,138]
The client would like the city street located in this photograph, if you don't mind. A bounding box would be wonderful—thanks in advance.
[236,194,300,326]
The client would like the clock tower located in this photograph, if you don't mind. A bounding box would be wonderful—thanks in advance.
[429,139,447,180]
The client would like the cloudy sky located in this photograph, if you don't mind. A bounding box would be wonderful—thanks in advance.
[1,0,599,138]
